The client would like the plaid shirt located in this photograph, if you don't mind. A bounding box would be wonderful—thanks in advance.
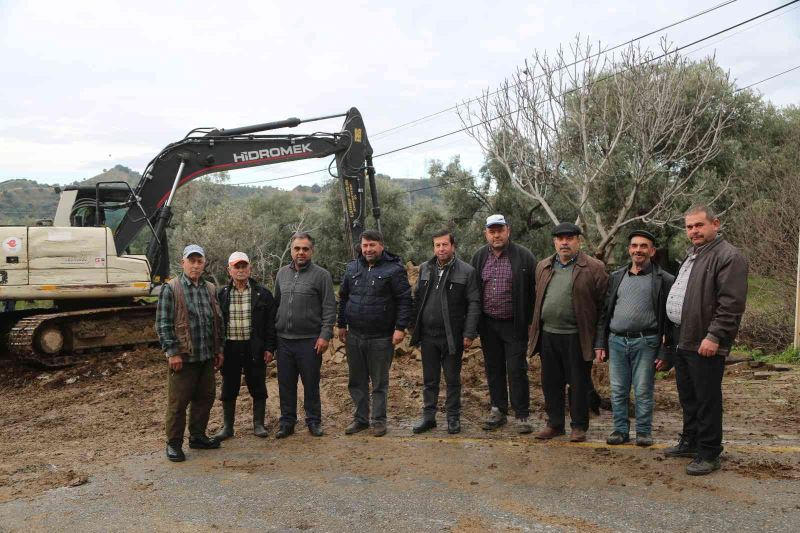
[227,284,251,340]
[156,273,216,362]
[481,250,513,319]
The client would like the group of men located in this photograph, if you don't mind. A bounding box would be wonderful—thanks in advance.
[156,203,747,477]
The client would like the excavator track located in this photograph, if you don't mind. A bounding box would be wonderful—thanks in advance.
[8,306,159,368]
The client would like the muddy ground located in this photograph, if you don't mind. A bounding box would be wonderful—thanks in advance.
[1,340,799,529]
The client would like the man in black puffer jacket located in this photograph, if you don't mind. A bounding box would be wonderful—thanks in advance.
[337,230,412,437]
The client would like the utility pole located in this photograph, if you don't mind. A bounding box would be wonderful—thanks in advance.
[795,226,800,350]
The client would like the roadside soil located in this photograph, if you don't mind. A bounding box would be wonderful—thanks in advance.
[1,338,798,505]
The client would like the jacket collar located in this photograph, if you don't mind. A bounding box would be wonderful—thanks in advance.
[545,250,589,270]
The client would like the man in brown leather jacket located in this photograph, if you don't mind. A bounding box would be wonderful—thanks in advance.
[663,204,748,476]
[529,223,608,442]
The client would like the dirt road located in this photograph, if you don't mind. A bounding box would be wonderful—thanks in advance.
[1,344,798,530]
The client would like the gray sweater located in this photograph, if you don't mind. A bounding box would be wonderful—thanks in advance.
[274,262,336,340]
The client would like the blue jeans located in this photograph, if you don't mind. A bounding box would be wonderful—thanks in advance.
[608,333,659,435]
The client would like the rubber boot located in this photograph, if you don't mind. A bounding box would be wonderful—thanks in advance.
[213,400,236,441]
[253,398,269,438]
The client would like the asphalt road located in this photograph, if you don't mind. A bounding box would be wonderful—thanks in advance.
[1,433,798,532]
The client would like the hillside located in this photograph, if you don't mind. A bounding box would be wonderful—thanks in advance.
[0,166,440,226]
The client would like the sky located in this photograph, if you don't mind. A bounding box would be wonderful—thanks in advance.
[1,0,798,190]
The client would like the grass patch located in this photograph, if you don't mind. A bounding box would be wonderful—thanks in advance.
[734,344,800,365]
[746,275,790,313]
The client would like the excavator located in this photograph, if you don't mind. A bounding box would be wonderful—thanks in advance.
[0,108,381,367]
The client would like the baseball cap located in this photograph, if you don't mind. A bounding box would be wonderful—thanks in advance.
[182,244,205,258]
[485,214,508,227]
[228,251,250,266]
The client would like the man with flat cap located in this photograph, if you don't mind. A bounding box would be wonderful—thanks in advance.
[157,244,224,462]
[470,214,537,433]
[529,223,608,442]
[214,251,277,441]
[595,230,674,447]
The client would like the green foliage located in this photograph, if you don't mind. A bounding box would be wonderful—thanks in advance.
[313,177,412,281]
[733,345,800,365]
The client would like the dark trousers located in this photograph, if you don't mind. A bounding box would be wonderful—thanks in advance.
[165,359,215,443]
[673,348,725,460]
[346,331,394,424]
[220,340,267,401]
[420,335,463,419]
[277,337,322,426]
[540,331,592,430]
[479,317,530,418]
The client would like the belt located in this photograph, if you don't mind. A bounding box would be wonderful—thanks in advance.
[610,329,658,338]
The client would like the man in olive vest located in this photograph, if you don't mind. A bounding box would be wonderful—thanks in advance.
[156,244,225,462]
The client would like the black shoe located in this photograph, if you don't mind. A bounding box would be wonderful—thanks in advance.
[664,434,698,458]
[412,417,436,434]
[371,421,387,437]
[308,423,324,437]
[345,420,370,435]
[606,431,630,445]
[636,434,654,447]
[275,425,295,439]
[166,441,185,462]
[188,435,220,449]
[447,418,461,434]
[686,456,721,476]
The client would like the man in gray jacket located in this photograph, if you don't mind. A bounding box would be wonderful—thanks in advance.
[664,205,748,476]
[273,232,336,438]
[410,230,481,434]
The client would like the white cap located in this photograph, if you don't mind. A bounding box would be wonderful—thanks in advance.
[182,244,205,258]
[228,251,250,266]
[485,214,508,227]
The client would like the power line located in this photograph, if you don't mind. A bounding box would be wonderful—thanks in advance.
[401,60,800,196]
[231,0,799,188]
[370,0,741,140]
[736,64,800,92]
[375,0,800,158]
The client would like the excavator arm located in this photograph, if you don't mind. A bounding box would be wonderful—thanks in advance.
[113,107,379,280]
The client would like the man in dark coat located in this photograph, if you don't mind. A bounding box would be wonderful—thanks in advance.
[214,251,277,440]
[470,214,537,434]
[338,230,413,437]
[663,204,748,476]
[410,229,481,434]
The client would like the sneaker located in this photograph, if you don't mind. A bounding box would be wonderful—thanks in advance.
[686,456,721,476]
[371,421,387,437]
[664,434,697,458]
[514,417,533,434]
[535,426,566,440]
[606,431,630,445]
[636,434,654,447]
[481,407,507,431]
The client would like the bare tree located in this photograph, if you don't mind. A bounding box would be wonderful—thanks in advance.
[459,37,732,260]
